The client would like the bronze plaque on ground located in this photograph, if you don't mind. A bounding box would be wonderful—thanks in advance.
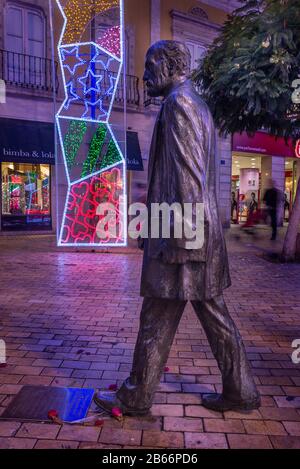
[0,385,94,422]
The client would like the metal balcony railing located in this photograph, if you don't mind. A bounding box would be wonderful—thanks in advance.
[125,73,140,106]
[92,68,140,106]
[143,86,161,107]
[0,49,59,93]
[0,49,141,106]
[143,82,203,107]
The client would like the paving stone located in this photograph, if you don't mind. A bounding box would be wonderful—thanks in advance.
[151,404,184,417]
[228,434,272,449]
[282,421,300,436]
[16,423,60,439]
[34,439,79,449]
[0,421,21,437]
[185,432,228,449]
[243,420,287,436]
[204,418,245,434]
[99,427,142,446]
[270,436,300,449]
[0,437,36,449]
[164,417,203,432]
[143,431,184,448]
[58,425,100,442]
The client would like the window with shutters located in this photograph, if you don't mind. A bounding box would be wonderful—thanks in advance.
[4,3,46,86]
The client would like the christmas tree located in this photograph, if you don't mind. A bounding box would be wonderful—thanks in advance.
[194,0,300,261]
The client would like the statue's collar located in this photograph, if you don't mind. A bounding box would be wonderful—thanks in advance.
[162,79,192,102]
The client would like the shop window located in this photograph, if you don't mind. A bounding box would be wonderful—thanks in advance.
[5,3,46,85]
[1,163,51,231]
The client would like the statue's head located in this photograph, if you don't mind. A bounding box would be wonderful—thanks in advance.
[143,40,191,98]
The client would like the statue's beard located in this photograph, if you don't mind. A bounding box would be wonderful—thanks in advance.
[146,75,168,97]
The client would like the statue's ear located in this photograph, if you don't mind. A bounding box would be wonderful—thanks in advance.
[168,61,176,76]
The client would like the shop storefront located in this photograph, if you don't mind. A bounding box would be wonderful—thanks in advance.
[231,131,299,225]
[0,119,55,232]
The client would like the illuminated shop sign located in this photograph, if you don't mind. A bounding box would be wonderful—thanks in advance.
[232,131,295,158]
[296,140,300,159]
[0,119,55,165]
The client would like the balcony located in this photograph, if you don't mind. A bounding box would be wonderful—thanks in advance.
[0,50,141,107]
[0,49,141,109]
[98,70,140,106]
[143,83,202,107]
[0,49,59,93]
[143,86,161,107]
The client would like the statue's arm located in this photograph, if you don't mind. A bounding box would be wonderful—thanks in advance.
[159,94,209,262]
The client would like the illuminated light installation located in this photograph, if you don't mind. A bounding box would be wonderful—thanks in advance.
[296,140,300,159]
[97,26,121,58]
[61,0,120,44]
[54,0,127,247]
[61,168,124,245]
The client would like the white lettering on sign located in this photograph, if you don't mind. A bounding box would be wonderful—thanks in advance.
[0,340,6,364]
[2,148,54,160]
[0,80,6,104]
[292,79,300,104]
[292,339,300,365]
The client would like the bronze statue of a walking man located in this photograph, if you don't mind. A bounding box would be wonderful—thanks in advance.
[95,40,261,413]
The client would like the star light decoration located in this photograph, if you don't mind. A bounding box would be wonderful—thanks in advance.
[61,46,86,74]
[78,68,104,95]
[64,81,81,110]
[55,0,127,247]
[59,44,120,121]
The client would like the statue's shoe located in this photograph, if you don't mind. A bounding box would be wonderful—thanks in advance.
[93,391,150,416]
[202,393,261,412]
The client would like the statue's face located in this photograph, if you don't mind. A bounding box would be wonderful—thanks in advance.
[143,51,172,98]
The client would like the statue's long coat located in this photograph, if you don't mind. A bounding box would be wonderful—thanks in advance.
[140,80,231,301]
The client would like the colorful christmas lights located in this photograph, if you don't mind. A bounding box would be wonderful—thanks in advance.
[64,120,87,168]
[61,0,120,45]
[97,26,121,58]
[61,167,124,245]
[99,137,121,171]
[55,0,126,247]
[59,43,120,122]
[81,124,107,178]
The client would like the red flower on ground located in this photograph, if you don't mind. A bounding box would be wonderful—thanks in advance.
[111,407,123,421]
[108,384,117,391]
[48,409,63,425]
[48,409,59,419]
[95,419,104,427]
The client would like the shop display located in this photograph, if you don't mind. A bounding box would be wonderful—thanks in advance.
[1,163,51,230]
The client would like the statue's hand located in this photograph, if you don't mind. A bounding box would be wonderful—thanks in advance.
[160,245,190,264]
[161,247,178,264]
[137,236,144,251]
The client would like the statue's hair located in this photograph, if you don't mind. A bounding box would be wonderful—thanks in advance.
[147,40,191,78]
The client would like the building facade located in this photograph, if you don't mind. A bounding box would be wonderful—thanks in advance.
[0,0,298,237]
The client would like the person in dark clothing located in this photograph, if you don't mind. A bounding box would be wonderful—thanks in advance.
[231,192,238,222]
[284,194,290,221]
[263,181,279,240]
[248,192,258,215]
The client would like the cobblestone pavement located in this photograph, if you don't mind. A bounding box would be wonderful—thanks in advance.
[0,228,300,449]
